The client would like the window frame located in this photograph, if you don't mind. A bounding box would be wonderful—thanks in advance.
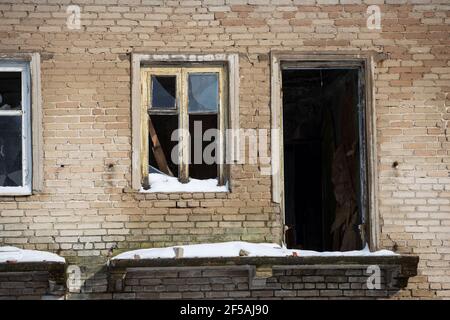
[270,51,379,250]
[141,65,227,186]
[0,60,32,195]
[131,53,240,192]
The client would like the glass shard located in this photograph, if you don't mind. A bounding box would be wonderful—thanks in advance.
[151,75,176,110]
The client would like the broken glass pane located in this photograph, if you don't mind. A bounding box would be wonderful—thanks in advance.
[151,75,176,110]
[0,72,22,110]
[188,73,219,113]
[0,116,22,187]
[148,114,179,177]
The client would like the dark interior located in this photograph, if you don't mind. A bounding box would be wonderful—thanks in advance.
[189,114,218,180]
[149,114,179,177]
[0,72,23,187]
[148,114,219,180]
[0,72,21,110]
[282,68,364,252]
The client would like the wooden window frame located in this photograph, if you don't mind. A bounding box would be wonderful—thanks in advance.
[141,66,227,186]
[131,53,239,192]
[270,51,379,250]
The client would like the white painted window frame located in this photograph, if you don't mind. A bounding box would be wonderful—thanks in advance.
[131,53,240,191]
[0,61,32,195]
[0,53,42,196]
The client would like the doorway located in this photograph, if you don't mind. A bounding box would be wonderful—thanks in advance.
[282,66,366,252]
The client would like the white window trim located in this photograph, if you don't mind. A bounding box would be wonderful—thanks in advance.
[131,53,240,191]
[0,61,32,195]
[0,52,42,196]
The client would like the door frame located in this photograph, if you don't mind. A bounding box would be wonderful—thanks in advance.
[270,51,379,250]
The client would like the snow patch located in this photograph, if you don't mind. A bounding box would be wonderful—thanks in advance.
[112,241,397,260]
[140,173,228,193]
[0,246,65,263]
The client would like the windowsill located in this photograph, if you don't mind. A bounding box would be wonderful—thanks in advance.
[108,254,419,291]
[139,189,229,194]
[109,254,419,269]
[122,187,231,200]
[0,187,32,197]
[139,190,230,194]
[139,173,229,194]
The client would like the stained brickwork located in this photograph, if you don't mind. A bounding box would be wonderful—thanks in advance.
[84,265,403,300]
[0,272,53,299]
[0,0,449,299]
[0,264,66,300]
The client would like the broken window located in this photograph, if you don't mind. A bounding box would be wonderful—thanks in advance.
[140,66,227,191]
[0,61,32,195]
[282,66,366,252]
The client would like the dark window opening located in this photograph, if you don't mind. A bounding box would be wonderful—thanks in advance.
[148,114,179,177]
[0,71,23,187]
[0,72,21,110]
[0,117,22,187]
[189,114,218,180]
[283,68,365,252]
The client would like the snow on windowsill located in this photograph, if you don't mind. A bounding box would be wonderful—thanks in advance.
[112,241,398,260]
[139,173,228,193]
[0,246,65,264]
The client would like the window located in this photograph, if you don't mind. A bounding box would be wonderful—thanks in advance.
[0,60,32,195]
[140,65,227,191]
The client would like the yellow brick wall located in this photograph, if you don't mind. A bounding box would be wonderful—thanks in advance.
[0,0,449,299]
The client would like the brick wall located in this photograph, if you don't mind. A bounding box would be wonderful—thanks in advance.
[80,265,406,300]
[0,0,449,299]
[0,262,66,300]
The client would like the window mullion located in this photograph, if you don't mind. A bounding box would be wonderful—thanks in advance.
[218,69,225,186]
[0,110,23,116]
[22,67,30,189]
[140,70,150,188]
[179,68,189,183]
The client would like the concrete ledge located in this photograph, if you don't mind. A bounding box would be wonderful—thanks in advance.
[107,255,419,298]
[0,261,65,273]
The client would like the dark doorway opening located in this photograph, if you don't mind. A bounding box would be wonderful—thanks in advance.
[282,67,365,252]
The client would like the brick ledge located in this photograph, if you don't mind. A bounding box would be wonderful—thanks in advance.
[108,255,419,292]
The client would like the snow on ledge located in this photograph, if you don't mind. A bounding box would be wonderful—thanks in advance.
[112,241,397,260]
[140,173,228,193]
[0,246,65,264]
